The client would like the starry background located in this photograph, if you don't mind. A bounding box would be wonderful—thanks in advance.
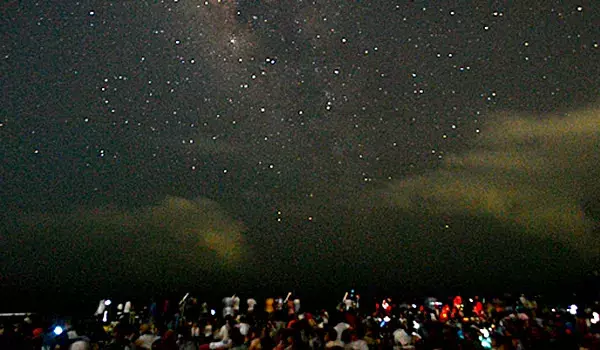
[1,0,599,311]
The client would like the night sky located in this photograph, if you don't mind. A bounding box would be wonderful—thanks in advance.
[1,1,599,310]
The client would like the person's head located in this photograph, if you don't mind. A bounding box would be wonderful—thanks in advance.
[490,334,501,347]
[140,324,151,335]
[225,315,235,327]
[260,333,275,350]
[511,336,521,346]
[287,329,302,346]
[355,325,365,339]
[204,324,213,337]
[351,329,361,342]
[341,329,352,344]
[325,328,337,342]
[163,330,177,344]
[32,328,44,338]
[112,324,126,340]
[249,327,260,340]
[464,328,477,341]
[230,327,245,347]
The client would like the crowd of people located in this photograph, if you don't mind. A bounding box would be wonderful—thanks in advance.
[1,291,599,350]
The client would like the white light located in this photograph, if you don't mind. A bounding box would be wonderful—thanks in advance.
[480,328,490,338]
[383,316,391,323]
[210,309,216,316]
[53,326,63,336]
[102,311,108,322]
[552,308,556,312]
[592,312,599,324]
[412,304,417,308]
[569,304,578,315]
[413,321,420,330]
[104,300,112,306]
[469,298,474,303]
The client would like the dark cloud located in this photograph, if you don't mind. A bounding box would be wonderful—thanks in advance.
[242,107,600,296]
[374,107,600,255]
[217,108,600,296]
[0,196,247,303]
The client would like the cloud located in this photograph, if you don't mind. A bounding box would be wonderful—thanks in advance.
[379,107,600,255]
[163,196,246,263]
[1,196,248,294]
[106,196,247,263]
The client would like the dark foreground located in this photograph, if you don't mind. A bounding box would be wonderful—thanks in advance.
[1,292,599,350]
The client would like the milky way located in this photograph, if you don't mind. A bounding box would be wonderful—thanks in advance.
[1,1,599,304]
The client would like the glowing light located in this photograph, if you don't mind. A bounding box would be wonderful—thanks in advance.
[592,312,599,324]
[480,335,492,349]
[383,316,391,323]
[569,304,578,315]
[53,326,63,336]
[104,299,112,306]
[210,309,216,316]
